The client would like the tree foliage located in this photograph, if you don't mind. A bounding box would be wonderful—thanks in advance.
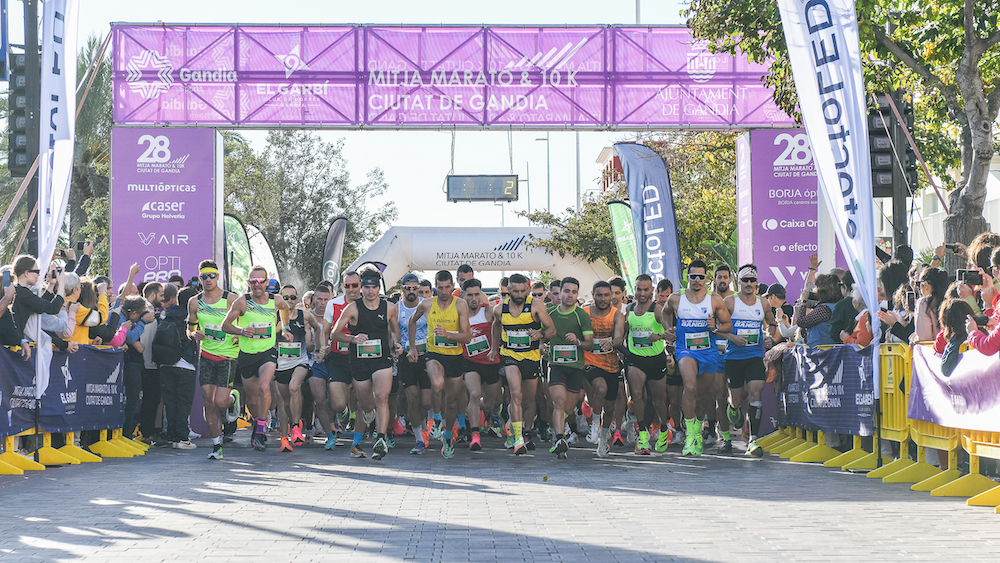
[223,130,398,290]
[685,0,1000,252]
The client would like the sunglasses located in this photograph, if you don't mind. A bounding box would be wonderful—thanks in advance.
[27,269,40,274]
[688,274,706,280]
[200,272,218,280]
[403,285,418,291]
[501,292,510,297]
[248,277,267,284]
[741,277,757,283]
[532,292,545,297]
[282,294,298,300]
[344,283,360,289]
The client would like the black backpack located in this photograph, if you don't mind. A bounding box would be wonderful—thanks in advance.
[151,317,182,365]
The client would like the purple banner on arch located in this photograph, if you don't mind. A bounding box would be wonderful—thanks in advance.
[112,25,794,129]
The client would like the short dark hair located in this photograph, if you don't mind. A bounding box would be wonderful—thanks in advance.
[168,274,185,284]
[508,273,528,286]
[121,295,147,315]
[560,277,580,291]
[531,281,546,290]
[688,259,708,274]
[715,264,731,275]
[499,276,510,288]
[549,280,561,289]
[12,255,37,277]
[656,279,673,292]
[281,284,296,292]
[199,259,218,270]
[607,276,626,292]
[314,281,334,294]
[593,280,612,293]
[435,270,453,283]
[250,264,268,276]
[419,279,432,289]
[342,270,360,281]
[178,286,198,308]
[143,282,163,299]
[462,278,482,291]
[457,264,474,275]
[635,273,652,284]
[162,282,179,303]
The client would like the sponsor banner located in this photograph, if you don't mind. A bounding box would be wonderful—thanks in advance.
[615,143,682,287]
[909,345,1000,433]
[608,201,638,294]
[0,346,37,438]
[777,0,879,343]
[112,25,793,129]
[224,214,253,293]
[111,128,216,286]
[323,217,349,286]
[411,232,555,271]
[736,129,845,298]
[778,345,875,436]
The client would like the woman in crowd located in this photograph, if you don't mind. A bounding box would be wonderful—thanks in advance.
[64,273,109,345]
[794,273,842,347]
[912,267,948,343]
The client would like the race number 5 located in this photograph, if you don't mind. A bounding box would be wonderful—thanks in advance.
[773,133,812,166]
[137,135,171,163]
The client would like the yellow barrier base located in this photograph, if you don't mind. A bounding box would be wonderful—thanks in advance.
[842,452,879,471]
[126,436,150,451]
[779,440,817,459]
[758,430,787,449]
[762,434,796,452]
[867,457,914,478]
[237,417,251,429]
[0,458,24,475]
[88,439,134,458]
[882,461,939,484]
[967,485,1000,507]
[59,444,102,463]
[769,437,806,455]
[37,446,80,466]
[0,451,45,471]
[790,443,841,463]
[111,437,145,455]
[912,468,961,491]
[931,473,998,498]
[825,447,868,468]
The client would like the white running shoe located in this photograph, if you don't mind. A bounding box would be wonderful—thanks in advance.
[586,422,601,444]
[597,435,610,458]
[575,413,589,434]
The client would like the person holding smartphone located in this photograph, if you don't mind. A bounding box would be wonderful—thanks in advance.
[11,254,76,353]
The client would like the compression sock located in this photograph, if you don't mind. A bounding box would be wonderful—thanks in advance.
[213,435,223,446]
[721,430,731,441]
[444,429,454,442]
[749,401,762,439]
[512,421,524,442]
[255,417,266,434]
[352,432,363,446]
[433,412,442,424]
[685,417,700,437]
[457,414,467,429]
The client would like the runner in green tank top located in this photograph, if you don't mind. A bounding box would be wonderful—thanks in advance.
[624,274,672,454]
[222,265,292,452]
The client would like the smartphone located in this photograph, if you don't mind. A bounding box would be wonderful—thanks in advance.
[77,241,85,251]
[974,315,989,329]
[945,243,958,253]
[906,291,916,312]
[2,270,10,289]
[57,249,67,258]
[963,270,984,286]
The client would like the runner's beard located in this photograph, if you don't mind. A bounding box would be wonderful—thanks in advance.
[512,296,525,306]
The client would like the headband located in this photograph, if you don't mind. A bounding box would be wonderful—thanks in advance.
[738,266,757,280]
[200,267,219,275]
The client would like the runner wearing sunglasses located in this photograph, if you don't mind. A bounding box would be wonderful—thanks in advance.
[660,259,732,456]
[319,271,364,456]
[222,265,293,452]
[273,284,322,452]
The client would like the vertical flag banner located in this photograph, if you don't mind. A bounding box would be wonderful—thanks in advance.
[36,0,78,399]
[323,217,349,286]
[246,224,280,282]
[614,143,682,287]
[607,201,638,294]
[224,214,252,292]
[777,0,879,384]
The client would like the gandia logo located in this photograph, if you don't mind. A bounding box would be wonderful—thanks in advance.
[126,50,174,99]
[686,51,719,83]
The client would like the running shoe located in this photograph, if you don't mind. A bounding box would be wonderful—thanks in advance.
[692,432,704,456]
[513,438,527,455]
[252,434,266,452]
[625,422,639,445]
[655,429,671,453]
[682,432,696,456]
[636,430,651,455]
[226,389,241,423]
[469,432,482,451]
[324,432,338,450]
[611,429,625,447]
[670,429,685,446]
[410,440,425,454]
[581,400,593,419]
[393,416,407,437]
[549,437,569,455]
[727,404,744,429]
[718,440,733,454]
[525,438,536,451]
[429,419,443,440]
[350,445,366,458]
[290,423,305,446]
[586,422,601,444]
[442,439,455,459]
[372,437,388,460]
[362,410,376,426]
[280,436,293,452]
[334,409,348,433]
[702,429,717,447]
[575,413,589,434]
[504,434,515,449]
[567,432,578,445]
[385,436,395,449]
[421,427,430,448]
[746,439,763,458]
[207,445,223,460]
[596,435,610,458]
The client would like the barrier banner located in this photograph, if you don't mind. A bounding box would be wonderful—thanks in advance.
[38,347,125,433]
[0,347,38,438]
[615,143,682,287]
[112,25,793,129]
[909,345,1000,433]
[779,345,875,435]
[607,201,638,294]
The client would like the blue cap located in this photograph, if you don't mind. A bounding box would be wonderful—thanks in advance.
[266,279,279,292]
[401,273,419,284]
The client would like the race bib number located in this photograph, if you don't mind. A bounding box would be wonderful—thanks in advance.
[631,331,654,349]
[414,338,427,355]
[716,337,728,354]
[685,331,711,351]
[465,334,490,357]
[737,328,760,346]
[204,324,226,343]
[592,337,612,354]
[357,339,383,359]
[553,344,578,363]
[336,340,350,353]
[433,334,459,348]
[278,342,302,359]
[506,330,531,349]
[248,322,272,340]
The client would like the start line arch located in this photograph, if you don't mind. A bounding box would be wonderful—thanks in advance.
[347,227,614,295]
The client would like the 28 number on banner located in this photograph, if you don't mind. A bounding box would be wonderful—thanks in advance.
[137,135,171,163]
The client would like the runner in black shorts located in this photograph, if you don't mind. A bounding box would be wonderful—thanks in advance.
[320,272,363,450]
[582,280,625,456]
[396,274,433,454]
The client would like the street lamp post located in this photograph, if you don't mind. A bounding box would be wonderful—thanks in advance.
[535,133,550,213]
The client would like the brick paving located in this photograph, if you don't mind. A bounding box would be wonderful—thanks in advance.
[1,431,998,562]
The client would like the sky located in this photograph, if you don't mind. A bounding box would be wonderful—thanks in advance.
[8,0,689,285]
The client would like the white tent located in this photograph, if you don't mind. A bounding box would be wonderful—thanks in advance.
[347,226,615,297]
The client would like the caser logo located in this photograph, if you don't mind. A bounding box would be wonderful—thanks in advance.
[142,201,187,212]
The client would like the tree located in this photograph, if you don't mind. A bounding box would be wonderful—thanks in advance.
[685,0,1000,262]
[521,196,622,273]
[224,130,397,290]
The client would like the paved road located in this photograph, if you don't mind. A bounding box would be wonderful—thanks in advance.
[1,431,998,562]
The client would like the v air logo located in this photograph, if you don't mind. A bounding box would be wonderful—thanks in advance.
[126,50,174,99]
[495,235,527,252]
[138,233,156,246]
[505,38,588,71]
[275,45,309,78]
[138,233,189,246]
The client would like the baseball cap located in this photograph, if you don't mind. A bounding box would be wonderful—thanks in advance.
[401,273,419,284]
[266,279,280,292]
[764,283,786,300]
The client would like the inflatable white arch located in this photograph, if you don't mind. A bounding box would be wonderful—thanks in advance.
[347,226,615,297]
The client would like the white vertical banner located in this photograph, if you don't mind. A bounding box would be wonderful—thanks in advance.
[35,0,79,398]
[777,0,881,354]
